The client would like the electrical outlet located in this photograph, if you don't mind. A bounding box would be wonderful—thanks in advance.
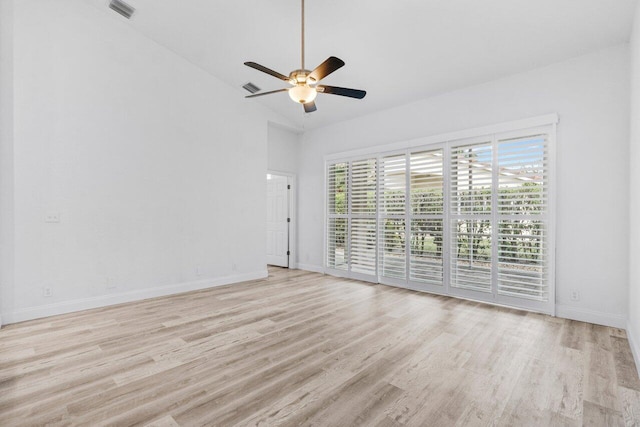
[570,290,580,302]
[43,287,52,297]
[45,213,61,223]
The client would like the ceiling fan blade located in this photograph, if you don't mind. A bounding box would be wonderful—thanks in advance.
[308,57,345,82]
[244,62,290,81]
[303,101,317,113]
[317,85,366,99]
[245,88,289,98]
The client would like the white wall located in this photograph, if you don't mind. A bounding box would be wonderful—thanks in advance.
[1,0,294,323]
[628,2,640,368]
[267,123,300,175]
[267,123,300,267]
[298,45,631,328]
[0,0,15,327]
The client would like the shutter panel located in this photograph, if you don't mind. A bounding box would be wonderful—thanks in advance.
[497,135,548,215]
[498,220,546,299]
[411,150,444,216]
[450,143,492,215]
[328,162,348,216]
[451,219,492,291]
[350,219,377,275]
[409,150,444,286]
[327,218,347,270]
[350,159,377,276]
[380,154,406,280]
[327,162,348,270]
[496,135,549,300]
[351,159,376,215]
[450,142,493,292]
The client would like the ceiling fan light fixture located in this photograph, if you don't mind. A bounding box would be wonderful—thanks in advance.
[289,84,317,104]
[243,0,366,112]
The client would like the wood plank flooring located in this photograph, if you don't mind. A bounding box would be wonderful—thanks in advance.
[1,267,639,426]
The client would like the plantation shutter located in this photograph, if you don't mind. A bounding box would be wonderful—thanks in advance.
[409,149,444,286]
[379,154,407,280]
[496,134,549,301]
[350,159,377,276]
[449,141,493,292]
[325,117,555,314]
[327,162,348,270]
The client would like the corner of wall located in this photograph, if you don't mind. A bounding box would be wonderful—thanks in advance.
[628,0,640,378]
[0,0,15,329]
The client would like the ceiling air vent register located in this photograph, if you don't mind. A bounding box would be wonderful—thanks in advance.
[242,82,261,94]
[109,0,135,19]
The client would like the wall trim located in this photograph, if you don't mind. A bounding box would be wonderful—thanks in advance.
[267,169,297,270]
[3,270,268,325]
[556,304,626,328]
[324,113,559,161]
[296,263,324,274]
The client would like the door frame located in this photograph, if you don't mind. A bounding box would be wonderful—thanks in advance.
[267,170,297,269]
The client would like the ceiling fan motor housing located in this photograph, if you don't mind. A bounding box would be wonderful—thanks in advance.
[289,69,315,85]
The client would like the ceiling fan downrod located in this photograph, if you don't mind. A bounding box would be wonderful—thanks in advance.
[301,0,305,70]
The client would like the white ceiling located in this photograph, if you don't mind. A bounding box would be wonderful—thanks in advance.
[90,0,638,130]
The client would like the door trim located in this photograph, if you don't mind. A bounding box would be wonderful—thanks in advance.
[268,170,297,269]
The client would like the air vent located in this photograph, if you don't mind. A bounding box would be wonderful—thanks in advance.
[242,82,261,94]
[109,0,135,19]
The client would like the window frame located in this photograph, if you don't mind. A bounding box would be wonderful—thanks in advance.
[323,115,557,315]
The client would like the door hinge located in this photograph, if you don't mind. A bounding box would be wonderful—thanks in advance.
[287,218,291,223]
[287,251,290,256]
[287,184,291,190]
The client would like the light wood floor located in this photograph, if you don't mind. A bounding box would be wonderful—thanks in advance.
[1,268,639,426]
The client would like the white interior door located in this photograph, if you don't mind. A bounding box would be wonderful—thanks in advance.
[266,174,289,267]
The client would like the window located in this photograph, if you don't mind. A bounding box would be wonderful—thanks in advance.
[326,119,555,314]
[326,159,377,280]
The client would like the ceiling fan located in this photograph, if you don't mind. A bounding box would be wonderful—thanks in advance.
[243,0,366,113]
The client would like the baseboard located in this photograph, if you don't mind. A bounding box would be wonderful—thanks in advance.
[296,263,324,274]
[3,270,268,325]
[556,304,627,328]
[627,321,640,379]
